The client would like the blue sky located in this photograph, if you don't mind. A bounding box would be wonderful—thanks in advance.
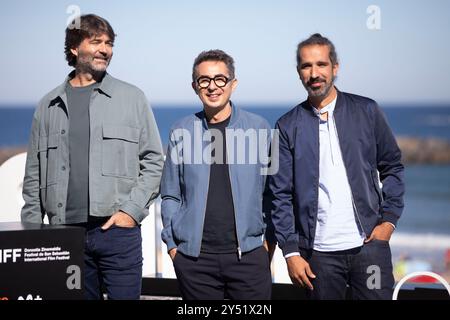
[1,0,449,106]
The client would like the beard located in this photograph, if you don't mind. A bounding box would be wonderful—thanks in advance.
[76,52,110,77]
[304,75,336,99]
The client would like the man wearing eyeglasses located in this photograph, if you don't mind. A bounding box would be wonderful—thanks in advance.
[160,50,275,300]
[269,34,405,299]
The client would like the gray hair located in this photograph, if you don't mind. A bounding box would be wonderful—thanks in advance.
[192,49,235,82]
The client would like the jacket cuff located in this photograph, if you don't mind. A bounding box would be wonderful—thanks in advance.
[263,226,277,244]
[165,240,177,253]
[119,201,147,224]
[381,211,399,227]
[264,234,278,245]
[161,228,177,252]
[281,240,299,256]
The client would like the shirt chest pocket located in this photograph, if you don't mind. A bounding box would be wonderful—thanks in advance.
[38,133,60,186]
[102,124,140,179]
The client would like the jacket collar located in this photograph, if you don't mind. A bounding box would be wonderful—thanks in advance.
[197,101,241,129]
[334,88,345,115]
[48,70,114,103]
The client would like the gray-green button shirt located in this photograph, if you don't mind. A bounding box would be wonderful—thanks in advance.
[21,72,164,225]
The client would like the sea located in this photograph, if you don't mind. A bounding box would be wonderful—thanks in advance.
[1,104,450,278]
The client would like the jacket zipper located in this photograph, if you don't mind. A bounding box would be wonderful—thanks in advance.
[332,113,367,237]
[229,166,241,260]
[312,116,320,244]
[198,157,211,258]
[226,131,242,260]
[197,119,211,257]
[228,165,241,260]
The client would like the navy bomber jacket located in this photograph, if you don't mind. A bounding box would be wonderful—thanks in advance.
[269,90,405,255]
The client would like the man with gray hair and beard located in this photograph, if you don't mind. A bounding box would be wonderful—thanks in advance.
[269,33,405,299]
[21,14,164,299]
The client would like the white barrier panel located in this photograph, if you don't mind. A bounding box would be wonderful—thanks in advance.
[0,153,27,223]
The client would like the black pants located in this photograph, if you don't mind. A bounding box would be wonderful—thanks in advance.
[173,246,272,300]
[300,239,395,300]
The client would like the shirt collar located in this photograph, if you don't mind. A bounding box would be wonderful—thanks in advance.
[312,96,337,118]
[49,70,114,101]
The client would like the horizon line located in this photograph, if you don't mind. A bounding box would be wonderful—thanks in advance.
[1,102,450,109]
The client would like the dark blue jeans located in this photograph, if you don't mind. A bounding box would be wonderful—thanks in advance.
[300,239,394,300]
[83,224,143,300]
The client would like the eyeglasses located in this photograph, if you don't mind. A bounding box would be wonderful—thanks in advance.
[196,75,233,89]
